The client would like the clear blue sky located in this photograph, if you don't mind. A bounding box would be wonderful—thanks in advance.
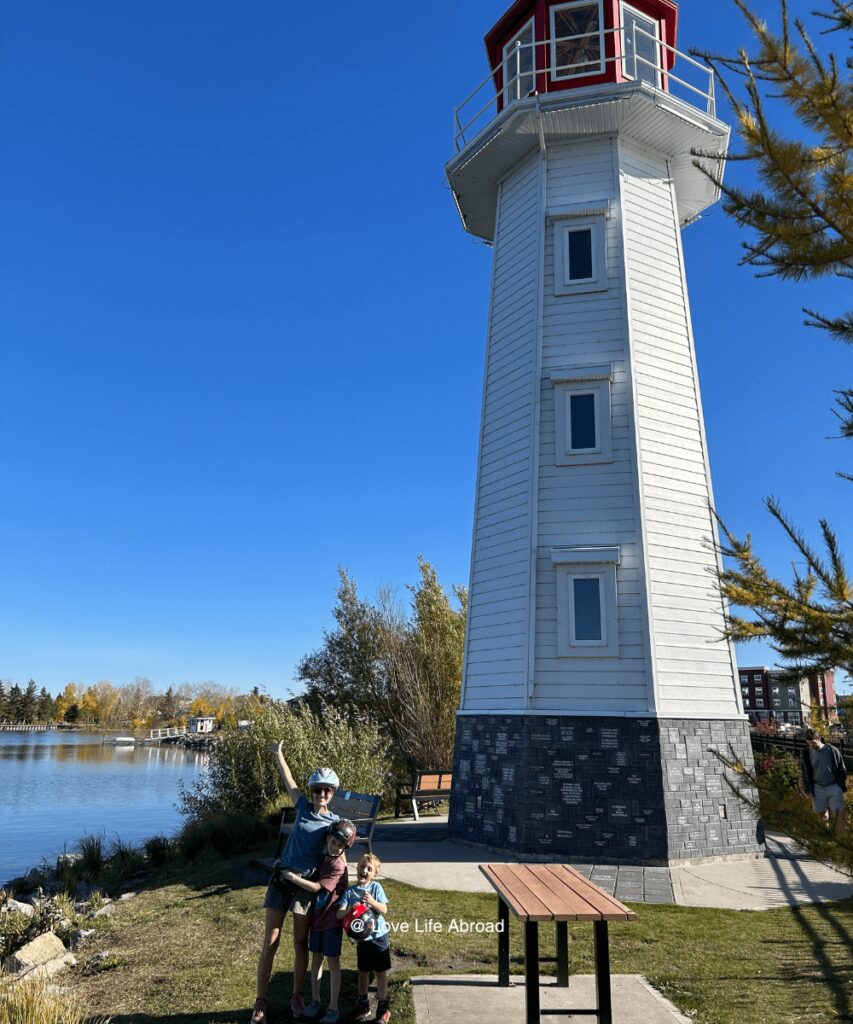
[1,1,849,697]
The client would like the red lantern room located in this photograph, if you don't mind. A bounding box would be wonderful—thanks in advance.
[485,0,679,111]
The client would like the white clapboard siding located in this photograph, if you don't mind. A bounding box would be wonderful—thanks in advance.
[619,137,738,716]
[461,151,542,711]
[530,137,652,711]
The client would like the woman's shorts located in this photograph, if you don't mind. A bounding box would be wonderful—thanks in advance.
[262,875,313,916]
[356,935,391,973]
[309,927,343,957]
[812,783,845,815]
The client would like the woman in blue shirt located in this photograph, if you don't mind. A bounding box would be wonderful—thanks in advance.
[250,743,340,1024]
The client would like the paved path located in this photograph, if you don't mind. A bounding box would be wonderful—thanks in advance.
[411,975,692,1024]
[372,818,853,910]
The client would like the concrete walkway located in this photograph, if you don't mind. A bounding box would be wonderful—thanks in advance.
[366,817,852,1024]
[412,975,692,1024]
[371,817,853,910]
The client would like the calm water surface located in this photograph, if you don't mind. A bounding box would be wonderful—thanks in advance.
[1,731,205,884]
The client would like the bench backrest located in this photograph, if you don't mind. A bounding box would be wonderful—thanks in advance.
[276,789,381,854]
[329,789,381,829]
[414,771,452,791]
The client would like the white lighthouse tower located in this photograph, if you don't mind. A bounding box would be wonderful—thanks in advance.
[448,0,763,863]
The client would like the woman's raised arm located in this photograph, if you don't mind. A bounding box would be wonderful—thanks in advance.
[269,740,302,806]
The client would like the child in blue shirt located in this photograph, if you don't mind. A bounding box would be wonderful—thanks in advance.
[337,852,392,1024]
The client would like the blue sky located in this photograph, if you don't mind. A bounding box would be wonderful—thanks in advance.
[1,1,849,697]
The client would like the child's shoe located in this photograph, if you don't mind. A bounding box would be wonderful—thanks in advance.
[348,997,371,1022]
[291,993,305,1019]
[302,1000,322,1021]
[375,1000,391,1024]
[250,998,270,1024]
[318,1011,339,1024]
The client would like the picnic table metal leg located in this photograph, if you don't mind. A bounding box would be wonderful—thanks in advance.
[524,922,540,1024]
[593,921,612,1024]
[498,898,510,987]
[555,921,569,987]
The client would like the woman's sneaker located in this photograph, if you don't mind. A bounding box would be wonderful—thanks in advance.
[376,1000,391,1024]
[348,998,371,1022]
[302,1000,322,1021]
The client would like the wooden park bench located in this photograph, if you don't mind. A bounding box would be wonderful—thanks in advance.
[277,789,381,856]
[394,770,453,819]
[480,863,638,1024]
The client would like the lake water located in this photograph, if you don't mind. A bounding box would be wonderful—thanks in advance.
[0,730,206,885]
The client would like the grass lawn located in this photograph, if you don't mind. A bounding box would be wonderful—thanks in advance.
[69,845,852,1024]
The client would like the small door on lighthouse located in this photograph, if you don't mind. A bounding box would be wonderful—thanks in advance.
[622,3,661,86]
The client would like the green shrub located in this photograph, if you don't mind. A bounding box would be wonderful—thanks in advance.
[178,697,390,820]
[176,809,271,862]
[76,833,104,877]
[142,834,173,868]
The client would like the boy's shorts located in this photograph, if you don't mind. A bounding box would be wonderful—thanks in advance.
[812,783,845,815]
[309,927,343,957]
[262,872,313,916]
[356,935,391,973]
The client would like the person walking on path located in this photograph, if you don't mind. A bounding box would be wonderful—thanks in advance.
[250,746,341,1024]
[800,729,847,835]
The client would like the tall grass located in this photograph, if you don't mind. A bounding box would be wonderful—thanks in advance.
[0,974,110,1024]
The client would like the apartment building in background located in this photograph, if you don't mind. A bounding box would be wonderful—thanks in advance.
[739,666,838,726]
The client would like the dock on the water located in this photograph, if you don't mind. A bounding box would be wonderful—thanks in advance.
[0,722,54,732]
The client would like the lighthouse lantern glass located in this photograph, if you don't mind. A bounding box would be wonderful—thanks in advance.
[550,1,604,79]
[502,19,535,104]
[622,4,661,86]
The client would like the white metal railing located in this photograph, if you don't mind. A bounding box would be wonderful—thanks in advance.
[148,725,188,740]
[453,24,716,151]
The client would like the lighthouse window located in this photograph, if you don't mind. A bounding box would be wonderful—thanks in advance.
[572,577,603,642]
[553,215,606,295]
[569,392,597,450]
[550,1,604,79]
[567,227,594,281]
[551,546,620,657]
[503,19,536,104]
[551,367,612,466]
[622,4,661,87]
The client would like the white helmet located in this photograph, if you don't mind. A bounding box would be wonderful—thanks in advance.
[307,767,340,792]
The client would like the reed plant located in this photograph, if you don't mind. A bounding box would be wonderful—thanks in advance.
[0,974,110,1024]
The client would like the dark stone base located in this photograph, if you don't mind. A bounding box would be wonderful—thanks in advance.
[448,715,764,864]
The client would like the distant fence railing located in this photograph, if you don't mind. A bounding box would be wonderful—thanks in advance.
[0,721,55,732]
[148,726,188,740]
[750,733,852,771]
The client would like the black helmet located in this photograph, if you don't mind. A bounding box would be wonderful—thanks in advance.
[329,818,357,849]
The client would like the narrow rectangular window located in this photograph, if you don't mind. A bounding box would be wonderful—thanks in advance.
[569,392,597,450]
[622,4,660,86]
[503,20,535,104]
[572,576,603,641]
[567,227,593,280]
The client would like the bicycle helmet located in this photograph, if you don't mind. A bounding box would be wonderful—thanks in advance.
[329,818,357,849]
[307,767,340,792]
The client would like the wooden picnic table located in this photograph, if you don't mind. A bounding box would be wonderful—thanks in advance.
[479,863,638,1024]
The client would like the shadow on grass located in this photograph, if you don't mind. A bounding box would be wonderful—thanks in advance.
[95,970,374,1024]
[99,1015,246,1024]
[766,855,852,1021]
